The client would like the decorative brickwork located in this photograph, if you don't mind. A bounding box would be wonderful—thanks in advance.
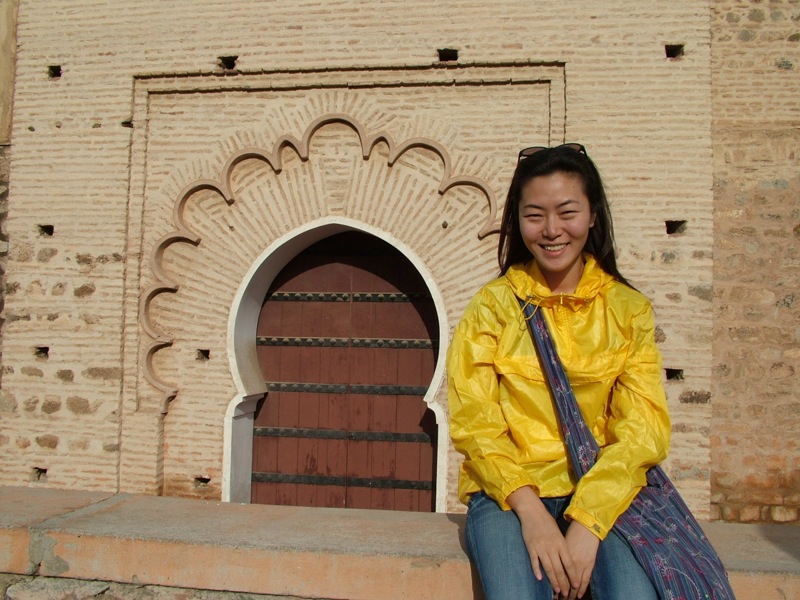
[142,112,499,408]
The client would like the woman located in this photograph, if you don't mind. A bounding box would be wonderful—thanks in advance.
[447,144,670,600]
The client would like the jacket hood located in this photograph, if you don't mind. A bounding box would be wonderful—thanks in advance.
[504,255,614,308]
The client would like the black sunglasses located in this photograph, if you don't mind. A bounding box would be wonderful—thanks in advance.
[517,143,586,162]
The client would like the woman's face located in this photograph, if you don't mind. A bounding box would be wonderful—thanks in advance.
[518,171,595,294]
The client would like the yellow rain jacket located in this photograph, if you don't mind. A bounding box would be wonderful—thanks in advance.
[447,255,671,540]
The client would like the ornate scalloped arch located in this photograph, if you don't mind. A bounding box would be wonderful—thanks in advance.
[141,113,499,409]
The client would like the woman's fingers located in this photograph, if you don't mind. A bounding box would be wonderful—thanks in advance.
[506,488,578,596]
[530,552,543,581]
[535,546,574,596]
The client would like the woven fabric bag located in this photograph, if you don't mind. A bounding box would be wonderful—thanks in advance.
[519,299,736,600]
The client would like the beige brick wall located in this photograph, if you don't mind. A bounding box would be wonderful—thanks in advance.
[0,0,788,523]
[126,69,551,503]
[711,1,800,523]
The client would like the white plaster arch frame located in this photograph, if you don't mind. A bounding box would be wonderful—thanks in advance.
[222,217,451,512]
[142,112,501,509]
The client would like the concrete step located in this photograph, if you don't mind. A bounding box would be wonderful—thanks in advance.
[1,485,798,599]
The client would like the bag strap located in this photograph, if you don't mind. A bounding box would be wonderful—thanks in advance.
[518,298,598,479]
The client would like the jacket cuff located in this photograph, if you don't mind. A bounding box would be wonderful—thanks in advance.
[564,505,609,540]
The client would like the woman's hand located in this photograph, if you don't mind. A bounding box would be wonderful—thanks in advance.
[506,487,576,597]
[561,521,600,599]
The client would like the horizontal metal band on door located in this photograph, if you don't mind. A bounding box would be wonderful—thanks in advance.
[254,426,432,443]
[257,336,436,349]
[266,382,429,396]
[265,292,432,303]
[251,472,433,491]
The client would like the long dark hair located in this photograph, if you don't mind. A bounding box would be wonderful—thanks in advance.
[497,144,632,288]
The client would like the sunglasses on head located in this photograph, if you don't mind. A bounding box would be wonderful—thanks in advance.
[517,143,586,162]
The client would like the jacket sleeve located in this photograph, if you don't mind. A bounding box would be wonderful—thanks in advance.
[447,290,537,509]
[565,302,671,539]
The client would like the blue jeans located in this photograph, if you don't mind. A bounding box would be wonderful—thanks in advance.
[465,492,658,600]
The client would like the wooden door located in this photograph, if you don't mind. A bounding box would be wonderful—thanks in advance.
[252,231,438,511]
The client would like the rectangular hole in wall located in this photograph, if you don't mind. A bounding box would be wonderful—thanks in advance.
[48,65,62,79]
[665,220,687,235]
[437,48,459,62]
[218,56,238,70]
[38,224,55,237]
[34,346,49,359]
[665,368,684,381]
[665,44,685,59]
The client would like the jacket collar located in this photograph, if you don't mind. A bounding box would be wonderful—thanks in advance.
[505,255,612,308]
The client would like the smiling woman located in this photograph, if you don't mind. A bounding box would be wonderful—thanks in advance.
[448,145,670,600]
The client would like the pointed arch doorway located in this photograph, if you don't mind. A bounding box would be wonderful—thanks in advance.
[252,231,439,511]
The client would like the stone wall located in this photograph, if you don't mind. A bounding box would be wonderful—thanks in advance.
[710,1,800,523]
[0,0,795,523]
[0,0,19,384]
[0,146,8,376]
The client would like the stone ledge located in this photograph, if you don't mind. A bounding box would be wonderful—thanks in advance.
[1,485,798,599]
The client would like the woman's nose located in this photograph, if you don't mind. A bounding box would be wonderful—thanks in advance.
[543,217,560,238]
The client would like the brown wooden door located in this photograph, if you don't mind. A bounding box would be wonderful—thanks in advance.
[252,231,438,511]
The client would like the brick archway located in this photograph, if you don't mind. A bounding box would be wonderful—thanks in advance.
[133,108,501,506]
